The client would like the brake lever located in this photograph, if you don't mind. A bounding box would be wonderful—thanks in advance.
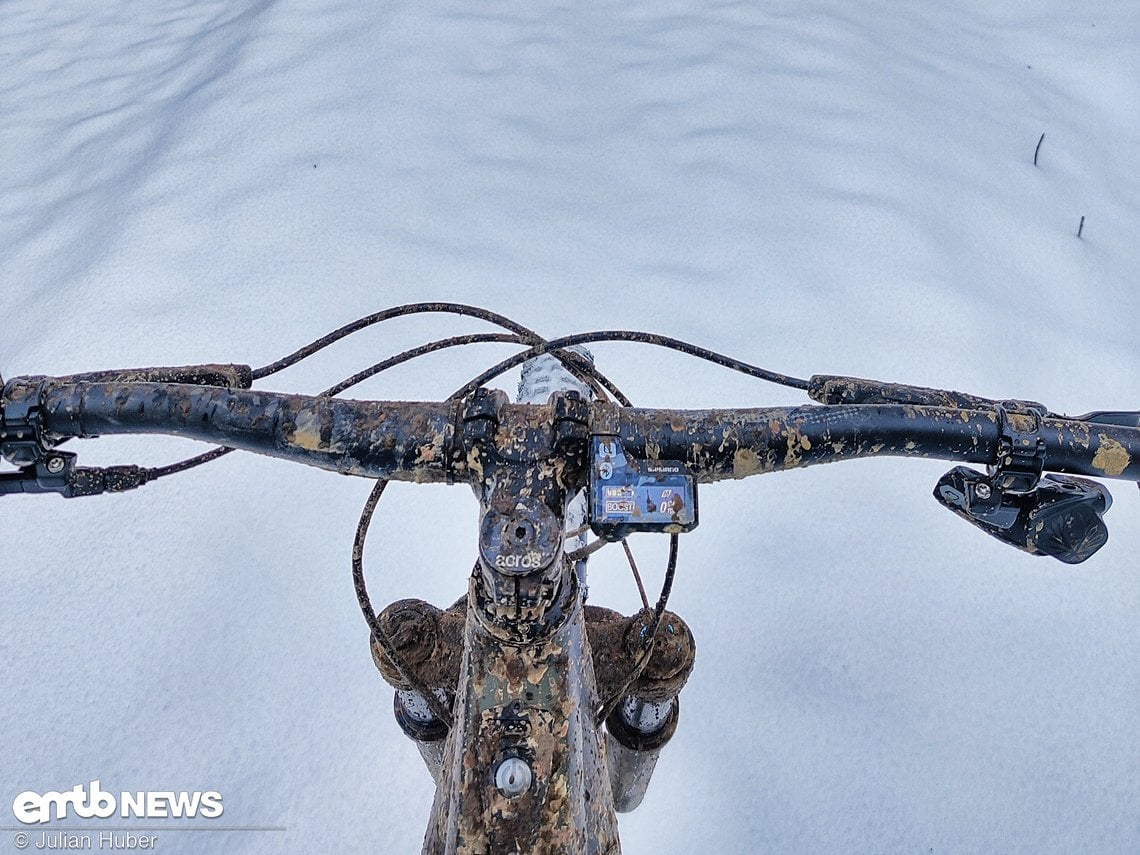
[1,375,150,498]
[0,456,150,498]
[0,452,76,496]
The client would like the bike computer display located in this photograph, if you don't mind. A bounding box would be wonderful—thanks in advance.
[588,435,697,540]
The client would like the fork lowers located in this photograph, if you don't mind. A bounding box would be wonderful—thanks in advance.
[394,688,451,784]
[604,696,680,813]
[599,609,694,813]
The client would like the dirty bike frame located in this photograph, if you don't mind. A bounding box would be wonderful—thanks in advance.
[3,350,1139,853]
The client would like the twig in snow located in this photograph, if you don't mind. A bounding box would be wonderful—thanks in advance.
[1034,133,1045,166]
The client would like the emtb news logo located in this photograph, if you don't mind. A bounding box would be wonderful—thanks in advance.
[12,781,223,824]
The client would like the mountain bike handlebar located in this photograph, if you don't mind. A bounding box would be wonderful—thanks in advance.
[4,374,1139,488]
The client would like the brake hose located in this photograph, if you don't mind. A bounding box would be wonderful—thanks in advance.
[595,533,680,725]
[250,302,632,405]
[105,305,805,730]
[450,329,810,399]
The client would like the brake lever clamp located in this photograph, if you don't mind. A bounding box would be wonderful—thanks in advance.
[1,376,69,495]
[988,402,1047,495]
[931,403,1047,530]
[933,403,1112,563]
[1,377,53,466]
[0,376,149,498]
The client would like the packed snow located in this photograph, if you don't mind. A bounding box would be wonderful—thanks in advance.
[2,1,1138,852]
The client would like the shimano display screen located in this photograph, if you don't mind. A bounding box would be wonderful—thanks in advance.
[588,435,697,540]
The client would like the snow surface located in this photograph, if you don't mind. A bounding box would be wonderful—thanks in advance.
[2,1,1138,852]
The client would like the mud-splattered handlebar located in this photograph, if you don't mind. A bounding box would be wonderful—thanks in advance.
[3,376,1138,494]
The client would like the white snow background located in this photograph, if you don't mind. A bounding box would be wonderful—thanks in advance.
[2,1,1138,853]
